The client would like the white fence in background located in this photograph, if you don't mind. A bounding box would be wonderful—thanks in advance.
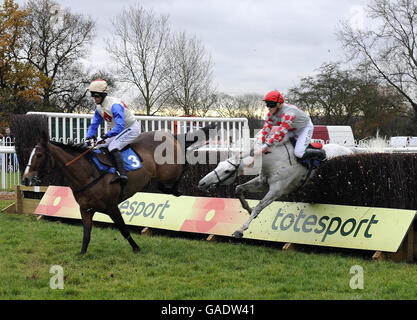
[0,138,19,189]
[26,112,251,153]
[1,112,251,190]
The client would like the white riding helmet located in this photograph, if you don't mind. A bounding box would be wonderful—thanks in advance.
[89,79,109,94]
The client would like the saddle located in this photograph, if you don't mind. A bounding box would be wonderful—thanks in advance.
[90,147,142,174]
[94,148,113,167]
[307,141,323,150]
[289,137,326,169]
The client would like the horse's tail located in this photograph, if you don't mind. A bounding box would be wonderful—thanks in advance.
[175,123,217,150]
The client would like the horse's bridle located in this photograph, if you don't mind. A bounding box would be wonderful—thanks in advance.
[26,144,52,182]
[213,159,240,186]
[25,142,108,194]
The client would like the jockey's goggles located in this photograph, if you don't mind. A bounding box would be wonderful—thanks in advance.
[265,101,278,108]
[90,91,103,98]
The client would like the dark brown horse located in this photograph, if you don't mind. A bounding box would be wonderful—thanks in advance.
[22,125,214,254]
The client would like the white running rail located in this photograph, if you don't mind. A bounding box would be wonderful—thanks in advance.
[0,138,19,189]
[26,112,251,153]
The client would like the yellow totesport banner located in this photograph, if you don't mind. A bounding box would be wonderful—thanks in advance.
[35,186,416,252]
[242,202,415,252]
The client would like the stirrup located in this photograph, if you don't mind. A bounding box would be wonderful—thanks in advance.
[110,172,128,184]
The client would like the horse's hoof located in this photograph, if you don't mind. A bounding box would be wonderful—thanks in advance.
[133,247,141,254]
[232,230,244,238]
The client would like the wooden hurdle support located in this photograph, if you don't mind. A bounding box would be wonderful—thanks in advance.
[372,220,416,263]
[1,185,48,215]
[280,217,417,263]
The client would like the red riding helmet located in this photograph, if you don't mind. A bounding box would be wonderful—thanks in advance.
[263,90,284,104]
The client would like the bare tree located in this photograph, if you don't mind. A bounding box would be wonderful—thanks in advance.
[213,93,235,118]
[337,0,417,120]
[195,93,217,116]
[61,70,117,114]
[290,63,362,124]
[106,5,170,115]
[287,62,408,138]
[20,0,95,112]
[216,93,263,118]
[166,31,215,116]
[286,76,323,118]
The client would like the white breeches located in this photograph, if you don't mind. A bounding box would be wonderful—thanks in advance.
[99,121,141,152]
[293,120,314,158]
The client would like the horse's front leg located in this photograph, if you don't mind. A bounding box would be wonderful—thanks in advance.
[80,208,95,255]
[233,182,283,238]
[235,176,267,214]
[108,205,140,253]
[237,190,252,214]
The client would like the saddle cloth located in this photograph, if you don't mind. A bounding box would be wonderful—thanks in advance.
[309,142,323,149]
[288,137,325,169]
[289,137,323,150]
[91,147,142,174]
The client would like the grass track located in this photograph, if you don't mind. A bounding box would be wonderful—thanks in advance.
[1,200,417,300]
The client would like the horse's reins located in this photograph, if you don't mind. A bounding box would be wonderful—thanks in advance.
[63,142,122,197]
[65,141,104,167]
[283,144,292,166]
[63,140,125,196]
[264,143,316,188]
[242,144,284,175]
[243,143,296,175]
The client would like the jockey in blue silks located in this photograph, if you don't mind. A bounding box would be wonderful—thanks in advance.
[86,79,141,184]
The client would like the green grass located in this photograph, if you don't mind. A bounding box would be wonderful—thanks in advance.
[1,199,417,300]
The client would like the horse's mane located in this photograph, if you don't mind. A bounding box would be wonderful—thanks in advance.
[49,140,90,154]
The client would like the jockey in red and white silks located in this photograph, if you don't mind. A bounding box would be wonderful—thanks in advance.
[261,102,313,158]
[260,90,323,163]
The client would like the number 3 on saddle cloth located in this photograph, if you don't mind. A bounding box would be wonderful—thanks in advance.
[91,148,142,174]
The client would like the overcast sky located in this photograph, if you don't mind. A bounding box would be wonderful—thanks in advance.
[16,0,371,97]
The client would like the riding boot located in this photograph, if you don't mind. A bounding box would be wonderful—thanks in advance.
[110,150,128,184]
[298,149,326,169]
[301,149,326,161]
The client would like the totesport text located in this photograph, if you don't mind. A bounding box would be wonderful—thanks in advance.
[271,208,379,242]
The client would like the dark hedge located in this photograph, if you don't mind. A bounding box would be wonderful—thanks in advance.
[287,153,417,210]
